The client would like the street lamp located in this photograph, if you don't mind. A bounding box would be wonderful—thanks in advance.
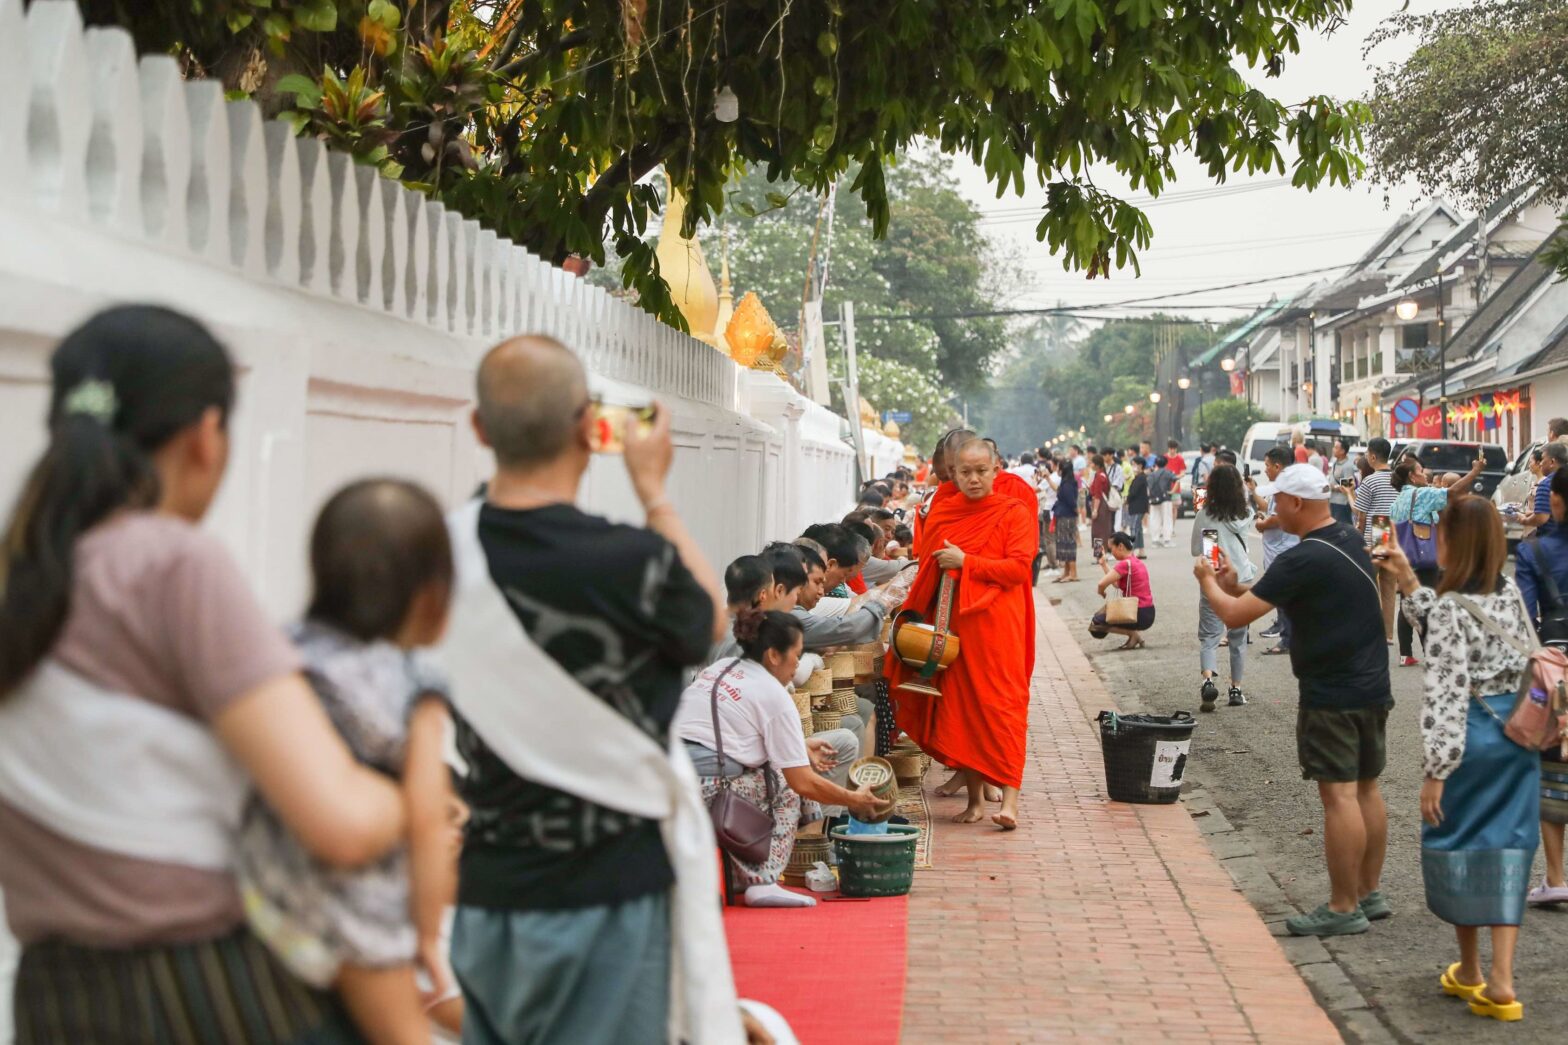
[1149,391,1162,404]
[1395,298,1419,321]
[1220,358,1236,373]
[1124,404,1136,415]
[1176,377,1191,390]
[1103,413,1113,423]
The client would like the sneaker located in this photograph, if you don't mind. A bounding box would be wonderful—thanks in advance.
[1527,881,1568,906]
[1227,687,1247,707]
[1359,890,1393,921]
[1286,904,1370,937]
[1200,678,1219,713]
[1260,624,1282,639]
[1400,656,1418,667]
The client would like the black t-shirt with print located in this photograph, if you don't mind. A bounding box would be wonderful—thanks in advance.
[1250,521,1393,711]
[455,503,715,910]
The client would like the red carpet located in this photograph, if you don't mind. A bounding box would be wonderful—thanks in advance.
[724,891,908,1044]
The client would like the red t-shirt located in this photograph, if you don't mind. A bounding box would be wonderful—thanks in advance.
[1294,445,1310,464]
[1112,556,1154,608]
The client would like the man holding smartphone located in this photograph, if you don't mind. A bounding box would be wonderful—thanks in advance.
[1195,464,1393,939]
[1328,440,1357,527]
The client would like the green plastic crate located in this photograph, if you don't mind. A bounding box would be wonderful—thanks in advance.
[829,824,920,897]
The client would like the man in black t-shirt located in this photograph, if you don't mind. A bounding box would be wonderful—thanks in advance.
[1195,464,1392,941]
[452,335,726,1043]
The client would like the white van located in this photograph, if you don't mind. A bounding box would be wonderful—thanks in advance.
[1238,419,1361,479]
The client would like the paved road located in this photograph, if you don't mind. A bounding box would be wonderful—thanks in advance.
[1046,527,1566,1043]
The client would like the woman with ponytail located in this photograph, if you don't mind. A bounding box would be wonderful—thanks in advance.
[673,608,890,908]
[0,306,404,1043]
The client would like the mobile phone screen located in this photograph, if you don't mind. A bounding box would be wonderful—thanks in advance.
[1201,529,1219,565]
[591,403,656,454]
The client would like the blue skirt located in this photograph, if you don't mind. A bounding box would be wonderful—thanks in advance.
[1421,695,1541,926]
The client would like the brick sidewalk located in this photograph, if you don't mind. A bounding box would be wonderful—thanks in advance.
[900,593,1340,1043]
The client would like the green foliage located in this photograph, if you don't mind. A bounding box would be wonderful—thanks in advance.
[1365,0,1568,277]
[82,0,1367,326]
[1039,317,1214,439]
[1195,398,1275,453]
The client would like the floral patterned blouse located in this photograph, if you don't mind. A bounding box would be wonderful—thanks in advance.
[1401,580,1532,780]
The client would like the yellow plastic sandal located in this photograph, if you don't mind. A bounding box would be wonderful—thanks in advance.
[1439,963,1486,1002]
[1468,991,1523,1022]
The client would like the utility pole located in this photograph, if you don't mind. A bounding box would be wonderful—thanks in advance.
[841,300,868,484]
[1438,264,1448,439]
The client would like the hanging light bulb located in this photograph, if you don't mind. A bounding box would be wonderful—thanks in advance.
[714,85,740,123]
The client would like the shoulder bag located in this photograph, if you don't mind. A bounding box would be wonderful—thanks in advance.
[1524,536,1568,649]
[704,660,777,865]
[1451,594,1568,752]
[1104,563,1139,626]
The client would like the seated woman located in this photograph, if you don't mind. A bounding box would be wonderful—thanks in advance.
[1089,532,1156,649]
[674,609,889,908]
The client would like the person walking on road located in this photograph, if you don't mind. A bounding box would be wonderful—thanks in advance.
[1354,438,1399,643]
[1087,455,1114,558]
[1329,439,1357,527]
[1053,465,1081,584]
[1255,446,1300,655]
[1189,463,1256,712]
[1146,455,1176,547]
[1125,457,1150,559]
[1515,467,1568,909]
[1195,464,1392,939]
[1376,498,1538,1022]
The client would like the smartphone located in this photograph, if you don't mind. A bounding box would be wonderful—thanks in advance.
[590,402,657,454]
[1201,528,1220,569]
[1370,515,1392,548]
[1092,537,1104,556]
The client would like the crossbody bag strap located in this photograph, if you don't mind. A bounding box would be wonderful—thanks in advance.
[1449,593,1538,658]
[707,658,775,809]
[1527,537,1566,612]
[1301,536,1381,602]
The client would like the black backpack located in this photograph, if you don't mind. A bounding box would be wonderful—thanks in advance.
[1526,536,1568,649]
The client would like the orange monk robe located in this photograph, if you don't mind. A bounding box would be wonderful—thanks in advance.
[885,489,1037,790]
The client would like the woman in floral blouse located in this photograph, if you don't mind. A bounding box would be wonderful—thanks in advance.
[1377,497,1539,1023]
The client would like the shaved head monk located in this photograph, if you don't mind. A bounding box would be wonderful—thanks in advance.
[887,436,1037,829]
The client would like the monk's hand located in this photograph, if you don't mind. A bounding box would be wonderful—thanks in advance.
[805,736,838,773]
[847,782,892,821]
[934,540,965,570]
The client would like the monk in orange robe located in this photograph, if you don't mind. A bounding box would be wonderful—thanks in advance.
[887,437,1037,829]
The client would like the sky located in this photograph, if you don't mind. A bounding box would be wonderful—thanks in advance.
[946,0,1469,324]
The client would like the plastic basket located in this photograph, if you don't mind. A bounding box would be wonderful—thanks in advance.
[1096,710,1196,804]
[830,824,919,897]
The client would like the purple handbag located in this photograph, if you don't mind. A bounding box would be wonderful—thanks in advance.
[1395,518,1438,571]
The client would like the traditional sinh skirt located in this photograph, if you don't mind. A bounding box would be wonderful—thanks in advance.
[1054,518,1078,564]
[1543,747,1568,826]
[1421,694,1542,927]
[697,766,821,888]
[13,928,358,1044]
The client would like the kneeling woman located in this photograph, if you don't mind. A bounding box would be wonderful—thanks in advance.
[675,610,888,908]
[1090,532,1156,649]
[1378,498,1538,1022]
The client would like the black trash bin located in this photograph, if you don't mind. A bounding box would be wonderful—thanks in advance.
[1096,710,1196,804]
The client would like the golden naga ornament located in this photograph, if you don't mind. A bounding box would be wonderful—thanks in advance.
[726,291,776,368]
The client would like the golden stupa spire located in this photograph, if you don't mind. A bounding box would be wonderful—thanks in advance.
[653,171,720,347]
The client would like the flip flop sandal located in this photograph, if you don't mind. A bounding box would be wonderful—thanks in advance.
[1440,963,1486,1002]
[1468,991,1522,1022]
[1262,646,1290,656]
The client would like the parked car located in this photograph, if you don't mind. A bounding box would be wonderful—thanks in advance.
[1238,419,1362,480]
[1391,439,1510,499]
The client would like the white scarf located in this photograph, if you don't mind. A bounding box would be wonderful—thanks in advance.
[437,500,742,1044]
[0,660,247,868]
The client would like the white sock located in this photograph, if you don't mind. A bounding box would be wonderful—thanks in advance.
[745,883,817,908]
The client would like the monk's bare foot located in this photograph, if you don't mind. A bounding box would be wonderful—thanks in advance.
[985,785,1003,803]
[991,812,1017,831]
[934,770,966,797]
[952,805,985,824]
[993,787,1021,830]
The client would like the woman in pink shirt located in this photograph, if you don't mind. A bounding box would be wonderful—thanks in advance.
[1089,532,1157,649]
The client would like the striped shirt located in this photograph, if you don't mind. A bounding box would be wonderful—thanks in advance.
[1353,469,1397,545]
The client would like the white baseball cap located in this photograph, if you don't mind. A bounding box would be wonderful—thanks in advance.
[1256,463,1333,500]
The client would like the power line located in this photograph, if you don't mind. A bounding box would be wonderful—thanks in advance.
[973,178,1294,225]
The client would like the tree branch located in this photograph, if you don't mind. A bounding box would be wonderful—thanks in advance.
[580,125,688,225]
[496,29,595,79]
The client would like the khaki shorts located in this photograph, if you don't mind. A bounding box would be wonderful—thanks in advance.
[1296,704,1391,783]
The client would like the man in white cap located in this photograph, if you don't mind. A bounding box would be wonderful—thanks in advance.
[1194,463,1392,940]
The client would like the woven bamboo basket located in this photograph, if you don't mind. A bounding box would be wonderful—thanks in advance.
[799,712,814,738]
[806,669,833,698]
[810,691,831,713]
[847,756,899,823]
[782,832,833,887]
[813,708,844,733]
[827,651,856,683]
[827,687,859,715]
[790,688,811,718]
[888,751,925,787]
[850,649,878,681]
